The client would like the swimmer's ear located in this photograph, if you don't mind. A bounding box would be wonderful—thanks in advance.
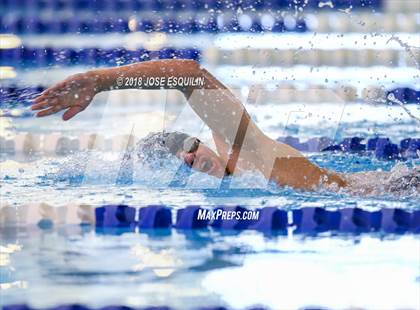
[63,106,84,121]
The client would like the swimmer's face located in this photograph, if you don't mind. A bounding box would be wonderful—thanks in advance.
[177,141,226,178]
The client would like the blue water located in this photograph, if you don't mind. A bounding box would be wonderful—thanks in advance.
[1,100,419,309]
[1,150,419,207]
[1,4,420,307]
[1,224,419,309]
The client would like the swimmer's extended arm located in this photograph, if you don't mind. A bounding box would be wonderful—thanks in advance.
[32,59,257,143]
[32,59,347,189]
[33,59,265,155]
[97,59,345,189]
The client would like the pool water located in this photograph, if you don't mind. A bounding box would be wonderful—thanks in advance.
[1,225,419,309]
[1,149,419,208]
[1,13,419,309]
[1,99,419,309]
[0,95,420,203]
[1,99,419,207]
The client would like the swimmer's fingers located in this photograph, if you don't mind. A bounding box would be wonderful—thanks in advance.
[34,80,72,103]
[62,105,85,121]
[34,88,65,104]
[33,92,60,107]
[33,95,49,104]
[33,92,52,104]
[31,98,58,111]
[31,97,64,111]
[35,104,65,117]
[37,85,60,98]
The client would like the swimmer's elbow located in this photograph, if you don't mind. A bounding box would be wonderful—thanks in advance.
[164,59,201,72]
[325,172,347,188]
[157,59,203,79]
[179,59,202,73]
[182,59,200,67]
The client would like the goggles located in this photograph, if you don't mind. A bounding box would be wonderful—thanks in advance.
[182,137,201,153]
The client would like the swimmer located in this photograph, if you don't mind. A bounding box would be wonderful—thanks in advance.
[31,59,417,194]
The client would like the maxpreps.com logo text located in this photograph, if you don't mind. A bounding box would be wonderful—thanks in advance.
[197,209,260,221]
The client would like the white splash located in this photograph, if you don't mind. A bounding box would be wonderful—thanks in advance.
[344,163,420,197]
[318,1,334,8]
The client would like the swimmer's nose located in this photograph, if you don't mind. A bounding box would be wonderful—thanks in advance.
[183,152,195,167]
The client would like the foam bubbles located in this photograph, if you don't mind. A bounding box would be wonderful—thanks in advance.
[344,162,419,197]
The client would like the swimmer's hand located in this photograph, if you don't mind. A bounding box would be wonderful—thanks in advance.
[31,72,99,120]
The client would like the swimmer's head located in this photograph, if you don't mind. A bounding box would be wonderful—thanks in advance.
[137,131,226,177]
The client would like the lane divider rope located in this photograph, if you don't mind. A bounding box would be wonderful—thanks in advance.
[1,86,418,115]
[0,204,418,234]
[1,134,418,160]
[0,47,201,67]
